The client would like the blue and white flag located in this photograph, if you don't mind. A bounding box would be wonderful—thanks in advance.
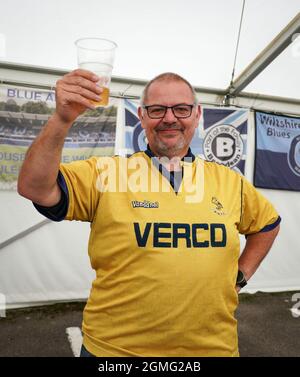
[199,107,248,175]
[254,111,300,190]
[124,99,144,154]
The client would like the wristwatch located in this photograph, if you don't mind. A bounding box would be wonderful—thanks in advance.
[236,270,247,289]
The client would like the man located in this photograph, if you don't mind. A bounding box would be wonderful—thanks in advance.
[18,70,281,357]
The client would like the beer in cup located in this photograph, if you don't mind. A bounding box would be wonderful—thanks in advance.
[75,38,117,107]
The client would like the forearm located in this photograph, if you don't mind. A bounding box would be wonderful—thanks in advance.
[18,69,101,206]
[238,225,280,281]
[18,113,72,204]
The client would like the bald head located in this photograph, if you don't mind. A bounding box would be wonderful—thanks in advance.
[140,72,198,106]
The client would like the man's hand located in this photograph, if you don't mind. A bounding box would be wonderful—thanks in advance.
[18,69,103,206]
[54,69,103,124]
[235,286,241,293]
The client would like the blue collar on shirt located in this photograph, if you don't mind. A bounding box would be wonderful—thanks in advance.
[143,144,195,193]
[144,144,195,162]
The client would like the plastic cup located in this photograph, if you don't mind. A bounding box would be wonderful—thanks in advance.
[75,38,117,107]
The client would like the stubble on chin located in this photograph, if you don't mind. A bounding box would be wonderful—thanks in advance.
[154,134,186,158]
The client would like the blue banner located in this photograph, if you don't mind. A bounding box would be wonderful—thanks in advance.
[254,111,300,191]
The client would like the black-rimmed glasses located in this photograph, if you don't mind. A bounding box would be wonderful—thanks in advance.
[143,104,195,119]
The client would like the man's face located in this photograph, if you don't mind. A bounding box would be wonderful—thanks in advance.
[138,80,201,157]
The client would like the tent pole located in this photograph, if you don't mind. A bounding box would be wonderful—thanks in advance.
[0,219,51,251]
[225,13,300,98]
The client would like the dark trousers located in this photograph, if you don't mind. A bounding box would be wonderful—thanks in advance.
[80,344,96,357]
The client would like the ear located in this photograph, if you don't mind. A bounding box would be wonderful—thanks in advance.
[138,106,143,120]
[195,104,201,127]
[138,107,145,129]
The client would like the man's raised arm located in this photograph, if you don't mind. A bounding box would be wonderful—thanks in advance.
[17,69,102,206]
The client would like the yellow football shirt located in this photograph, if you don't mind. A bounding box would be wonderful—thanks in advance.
[59,151,279,356]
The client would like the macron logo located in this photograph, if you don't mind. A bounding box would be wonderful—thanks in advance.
[131,200,159,209]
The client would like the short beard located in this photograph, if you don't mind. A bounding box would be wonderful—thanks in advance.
[154,135,186,158]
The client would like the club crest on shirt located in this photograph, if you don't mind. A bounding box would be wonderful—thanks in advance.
[211,197,226,216]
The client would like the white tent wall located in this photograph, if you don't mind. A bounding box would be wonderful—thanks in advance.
[0,63,299,309]
[0,197,94,307]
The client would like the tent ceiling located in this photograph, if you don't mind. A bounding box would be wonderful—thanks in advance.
[226,13,300,96]
[0,0,299,99]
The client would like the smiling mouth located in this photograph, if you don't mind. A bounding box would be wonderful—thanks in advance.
[157,128,183,133]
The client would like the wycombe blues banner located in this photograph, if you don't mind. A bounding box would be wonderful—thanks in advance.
[254,111,300,190]
[125,99,248,175]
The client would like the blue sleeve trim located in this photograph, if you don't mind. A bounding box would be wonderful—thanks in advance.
[32,171,69,222]
[259,216,281,233]
[245,216,281,238]
[57,170,69,199]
